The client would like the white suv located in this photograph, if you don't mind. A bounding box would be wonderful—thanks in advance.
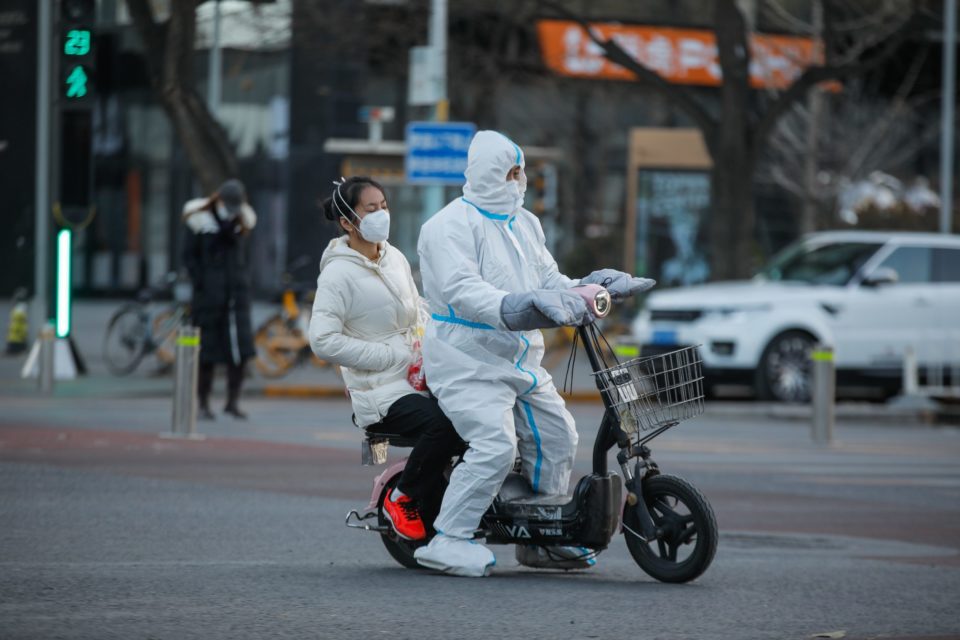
[630,231,960,402]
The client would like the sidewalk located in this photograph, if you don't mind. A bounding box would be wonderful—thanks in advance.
[0,296,601,398]
[0,297,946,423]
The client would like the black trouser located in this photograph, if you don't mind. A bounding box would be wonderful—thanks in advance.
[366,394,465,529]
[198,359,246,408]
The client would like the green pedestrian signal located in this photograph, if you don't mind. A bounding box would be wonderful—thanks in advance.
[64,29,91,56]
[65,65,88,99]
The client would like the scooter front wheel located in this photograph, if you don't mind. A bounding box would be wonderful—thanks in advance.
[623,474,718,583]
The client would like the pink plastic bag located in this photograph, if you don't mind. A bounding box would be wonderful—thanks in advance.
[407,340,427,391]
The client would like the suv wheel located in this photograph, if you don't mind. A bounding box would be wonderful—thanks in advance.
[757,331,816,403]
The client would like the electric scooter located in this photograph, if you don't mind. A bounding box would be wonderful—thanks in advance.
[345,286,718,583]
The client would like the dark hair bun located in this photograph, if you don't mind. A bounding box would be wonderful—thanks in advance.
[321,176,386,235]
[320,195,337,222]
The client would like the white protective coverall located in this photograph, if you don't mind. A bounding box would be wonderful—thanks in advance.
[416,131,580,550]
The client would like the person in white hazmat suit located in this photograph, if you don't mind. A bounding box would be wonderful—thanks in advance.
[413,131,655,577]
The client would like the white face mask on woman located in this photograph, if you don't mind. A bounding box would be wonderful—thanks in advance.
[356,208,391,243]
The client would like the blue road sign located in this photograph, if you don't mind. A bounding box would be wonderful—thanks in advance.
[405,121,476,185]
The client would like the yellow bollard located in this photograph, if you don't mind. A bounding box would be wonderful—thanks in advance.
[5,301,28,355]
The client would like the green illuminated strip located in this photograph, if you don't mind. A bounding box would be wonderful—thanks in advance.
[811,350,834,362]
[176,336,200,347]
[614,345,640,357]
[56,229,72,338]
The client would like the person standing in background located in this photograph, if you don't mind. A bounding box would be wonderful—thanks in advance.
[182,179,257,420]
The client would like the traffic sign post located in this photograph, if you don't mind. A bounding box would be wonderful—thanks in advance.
[404,121,476,185]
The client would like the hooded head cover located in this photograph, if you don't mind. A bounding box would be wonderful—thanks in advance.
[218,179,246,215]
[462,130,526,216]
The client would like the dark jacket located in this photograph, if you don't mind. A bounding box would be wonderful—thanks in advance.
[181,197,257,364]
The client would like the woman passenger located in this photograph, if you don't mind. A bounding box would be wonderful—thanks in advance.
[308,176,463,540]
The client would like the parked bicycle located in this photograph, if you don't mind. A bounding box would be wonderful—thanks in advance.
[102,272,191,375]
[253,256,334,378]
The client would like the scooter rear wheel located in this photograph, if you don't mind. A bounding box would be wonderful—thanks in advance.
[378,485,427,569]
[623,474,717,583]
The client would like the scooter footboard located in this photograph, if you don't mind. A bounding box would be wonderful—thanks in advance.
[483,504,579,545]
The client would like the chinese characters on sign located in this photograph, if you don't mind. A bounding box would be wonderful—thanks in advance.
[537,20,821,89]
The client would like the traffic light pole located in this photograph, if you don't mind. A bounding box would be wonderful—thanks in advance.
[24,0,91,383]
[941,0,956,234]
[32,0,53,337]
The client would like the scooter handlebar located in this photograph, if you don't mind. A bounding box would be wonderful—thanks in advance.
[568,284,612,319]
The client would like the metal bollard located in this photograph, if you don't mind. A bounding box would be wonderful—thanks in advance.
[811,344,835,445]
[38,324,55,394]
[168,327,204,439]
[902,346,919,396]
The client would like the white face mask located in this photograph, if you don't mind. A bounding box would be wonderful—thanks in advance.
[517,171,527,198]
[357,208,390,243]
[505,181,522,208]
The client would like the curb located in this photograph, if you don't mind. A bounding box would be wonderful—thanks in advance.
[707,403,935,424]
[262,385,349,399]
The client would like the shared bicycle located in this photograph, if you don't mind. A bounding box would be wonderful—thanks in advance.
[253,256,336,378]
[102,272,191,375]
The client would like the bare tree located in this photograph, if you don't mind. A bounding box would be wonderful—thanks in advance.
[543,0,919,280]
[125,0,238,193]
[759,55,940,228]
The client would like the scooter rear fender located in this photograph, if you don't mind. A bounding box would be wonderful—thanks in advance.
[364,458,408,511]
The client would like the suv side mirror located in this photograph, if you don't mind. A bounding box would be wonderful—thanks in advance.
[862,266,899,287]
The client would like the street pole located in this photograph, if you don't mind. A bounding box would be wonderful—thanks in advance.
[32,0,52,336]
[208,0,222,117]
[941,0,957,234]
[422,0,448,226]
[802,0,824,235]
[430,0,447,114]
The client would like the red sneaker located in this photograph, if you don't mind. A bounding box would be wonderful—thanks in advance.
[383,492,426,541]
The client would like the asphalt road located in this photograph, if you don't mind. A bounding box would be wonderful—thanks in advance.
[1,395,959,639]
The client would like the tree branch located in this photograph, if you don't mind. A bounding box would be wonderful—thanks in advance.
[124,0,164,86]
[845,47,927,178]
[714,0,752,138]
[126,0,238,192]
[538,0,718,144]
[752,30,905,154]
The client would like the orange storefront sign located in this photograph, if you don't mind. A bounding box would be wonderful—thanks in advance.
[538,20,821,89]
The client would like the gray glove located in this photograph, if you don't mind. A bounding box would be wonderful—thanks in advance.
[501,289,594,331]
[580,269,656,301]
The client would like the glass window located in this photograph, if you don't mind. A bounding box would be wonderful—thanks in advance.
[933,248,960,283]
[759,241,882,286]
[877,246,932,283]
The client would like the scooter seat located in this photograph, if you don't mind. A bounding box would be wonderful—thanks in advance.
[496,473,572,506]
[364,433,419,448]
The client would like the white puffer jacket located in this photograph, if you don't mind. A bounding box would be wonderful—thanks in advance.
[308,236,427,428]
